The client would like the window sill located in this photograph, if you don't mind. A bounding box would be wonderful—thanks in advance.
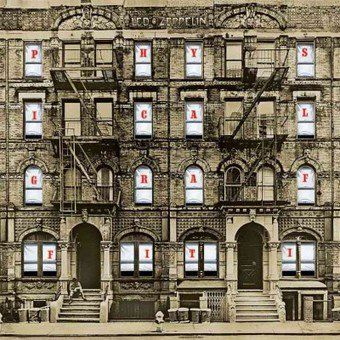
[20,277,58,281]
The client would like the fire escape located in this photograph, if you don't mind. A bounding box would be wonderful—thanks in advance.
[219,38,289,206]
[50,34,120,213]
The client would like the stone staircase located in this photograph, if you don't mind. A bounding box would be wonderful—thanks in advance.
[235,290,280,322]
[57,289,102,323]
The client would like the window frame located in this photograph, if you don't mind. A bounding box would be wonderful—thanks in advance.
[296,42,315,78]
[297,165,316,206]
[224,166,243,201]
[134,101,153,139]
[184,240,218,278]
[185,41,203,79]
[64,167,82,202]
[281,238,317,278]
[63,100,81,136]
[97,166,114,202]
[134,165,153,205]
[134,41,152,79]
[120,241,154,278]
[185,165,204,205]
[296,101,316,139]
[185,100,204,139]
[24,165,43,206]
[23,99,43,139]
[225,40,244,78]
[95,41,113,67]
[94,98,113,136]
[24,42,43,78]
[256,166,275,201]
[22,236,57,278]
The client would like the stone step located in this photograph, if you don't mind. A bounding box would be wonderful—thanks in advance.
[64,297,102,302]
[236,300,275,306]
[236,313,279,320]
[236,305,277,311]
[62,301,101,307]
[59,311,100,317]
[236,310,279,315]
[235,296,273,301]
[61,306,100,312]
[57,317,100,323]
[236,318,280,322]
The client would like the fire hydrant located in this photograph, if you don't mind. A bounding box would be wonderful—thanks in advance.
[155,311,164,333]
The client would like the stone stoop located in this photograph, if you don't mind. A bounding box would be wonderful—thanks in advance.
[57,289,102,323]
[235,290,280,322]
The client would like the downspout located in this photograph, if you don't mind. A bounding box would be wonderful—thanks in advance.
[5,39,10,242]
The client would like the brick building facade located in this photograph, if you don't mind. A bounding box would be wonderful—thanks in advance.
[0,0,340,322]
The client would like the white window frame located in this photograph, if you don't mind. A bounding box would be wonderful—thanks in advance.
[24,101,43,138]
[134,102,153,139]
[134,165,153,205]
[297,42,315,78]
[185,166,204,205]
[185,101,203,138]
[185,42,203,78]
[24,166,43,205]
[297,166,316,205]
[135,42,152,78]
[25,42,42,77]
[297,102,315,139]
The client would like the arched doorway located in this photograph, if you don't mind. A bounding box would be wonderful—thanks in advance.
[72,223,102,289]
[237,223,266,289]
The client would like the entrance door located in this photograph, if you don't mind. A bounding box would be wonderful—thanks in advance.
[72,224,101,289]
[237,226,263,289]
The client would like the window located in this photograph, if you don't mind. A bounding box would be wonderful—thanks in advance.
[297,43,315,77]
[257,42,275,78]
[297,166,315,205]
[282,237,316,277]
[64,101,81,136]
[95,100,112,136]
[25,166,43,205]
[63,43,81,77]
[120,234,153,277]
[185,42,203,78]
[134,102,152,138]
[257,101,274,138]
[134,166,153,204]
[135,42,152,78]
[23,232,57,277]
[95,42,113,67]
[64,168,82,201]
[224,100,243,136]
[185,239,218,277]
[185,101,203,138]
[97,167,113,201]
[24,101,42,138]
[185,166,203,205]
[257,166,274,201]
[297,102,315,138]
[25,42,42,77]
[225,166,242,201]
[226,41,243,78]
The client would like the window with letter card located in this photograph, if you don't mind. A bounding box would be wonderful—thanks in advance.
[297,166,315,205]
[23,232,57,277]
[297,102,315,138]
[25,166,43,205]
[185,101,203,138]
[185,166,203,205]
[134,166,153,204]
[185,42,203,78]
[297,43,315,77]
[135,42,152,78]
[134,102,152,138]
[25,43,42,77]
[120,241,153,277]
[25,101,42,138]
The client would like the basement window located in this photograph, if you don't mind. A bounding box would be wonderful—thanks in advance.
[25,42,42,77]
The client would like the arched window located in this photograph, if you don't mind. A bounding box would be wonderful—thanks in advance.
[134,166,153,204]
[64,168,82,201]
[257,166,274,201]
[185,166,203,205]
[297,166,315,205]
[225,166,242,201]
[22,232,57,277]
[25,166,43,205]
[97,167,113,201]
[120,233,153,277]
[281,233,316,278]
[184,233,218,278]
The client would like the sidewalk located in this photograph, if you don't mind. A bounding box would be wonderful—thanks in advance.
[0,321,339,337]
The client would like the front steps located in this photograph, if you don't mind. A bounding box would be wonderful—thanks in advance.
[57,289,102,323]
[235,290,280,322]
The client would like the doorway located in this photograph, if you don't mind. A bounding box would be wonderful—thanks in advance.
[72,223,102,289]
[237,224,263,289]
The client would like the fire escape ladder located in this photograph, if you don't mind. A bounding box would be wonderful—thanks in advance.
[230,67,279,140]
[62,70,103,137]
